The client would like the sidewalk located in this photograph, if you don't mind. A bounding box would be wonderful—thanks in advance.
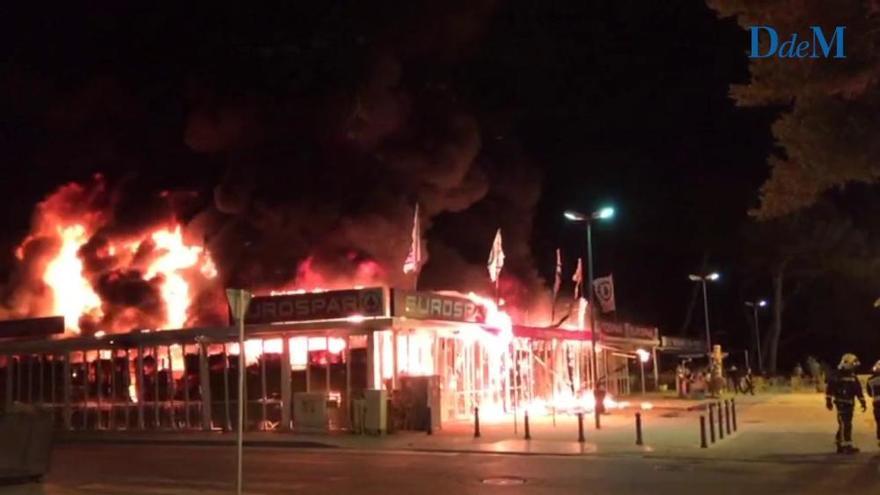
[57,394,771,458]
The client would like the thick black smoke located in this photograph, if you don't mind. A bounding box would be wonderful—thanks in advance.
[183,1,545,303]
[0,1,548,331]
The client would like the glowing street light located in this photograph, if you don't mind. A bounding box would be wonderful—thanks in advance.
[745,299,768,374]
[688,272,720,353]
[636,348,650,395]
[564,206,615,422]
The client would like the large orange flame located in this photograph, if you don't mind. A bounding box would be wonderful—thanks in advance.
[44,225,103,334]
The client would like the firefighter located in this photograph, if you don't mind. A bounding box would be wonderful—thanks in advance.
[867,360,880,447]
[825,353,867,454]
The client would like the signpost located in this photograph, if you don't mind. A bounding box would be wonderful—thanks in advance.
[226,289,252,495]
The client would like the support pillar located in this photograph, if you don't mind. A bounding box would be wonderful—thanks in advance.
[62,353,72,430]
[280,337,292,431]
[198,340,213,431]
[136,346,145,430]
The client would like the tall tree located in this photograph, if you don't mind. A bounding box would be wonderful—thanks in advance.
[743,201,878,372]
[708,0,880,218]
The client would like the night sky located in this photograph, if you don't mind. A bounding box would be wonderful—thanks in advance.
[1,2,814,363]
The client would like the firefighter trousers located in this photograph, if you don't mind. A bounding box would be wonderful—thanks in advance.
[835,404,854,446]
[874,404,880,440]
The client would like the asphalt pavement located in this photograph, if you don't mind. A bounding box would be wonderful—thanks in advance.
[2,443,879,495]
[3,393,879,494]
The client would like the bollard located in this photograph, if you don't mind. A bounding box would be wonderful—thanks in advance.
[708,404,716,443]
[595,410,601,430]
[724,400,732,435]
[577,412,585,443]
[474,407,481,438]
[718,402,725,440]
[426,406,433,435]
[524,411,531,440]
[731,398,738,432]
[635,412,643,446]
[700,415,708,448]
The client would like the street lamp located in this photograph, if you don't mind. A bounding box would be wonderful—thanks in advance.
[636,348,650,395]
[744,299,767,374]
[688,272,720,353]
[564,206,615,416]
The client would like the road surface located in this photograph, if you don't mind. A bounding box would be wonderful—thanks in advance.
[2,443,879,495]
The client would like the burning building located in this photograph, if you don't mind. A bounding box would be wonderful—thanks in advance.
[0,284,659,432]
[0,177,659,433]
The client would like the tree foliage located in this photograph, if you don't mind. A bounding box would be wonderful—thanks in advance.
[708,0,880,218]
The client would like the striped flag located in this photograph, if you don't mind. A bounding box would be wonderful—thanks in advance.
[487,228,505,283]
[403,203,422,274]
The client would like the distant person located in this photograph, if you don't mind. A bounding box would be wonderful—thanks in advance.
[825,353,867,454]
[676,362,690,398]
[728,364,741,394]
[806,356,823,392]
[595,378,608,415]
[867,360,880,448]
[742,368,755,395]
[792,363,804,389]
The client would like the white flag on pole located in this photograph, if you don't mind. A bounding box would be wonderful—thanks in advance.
[403,203,423,274]
[487,228,505,283]
[572,257,583,300]
[592,274,616,313]
[552,248,562,300]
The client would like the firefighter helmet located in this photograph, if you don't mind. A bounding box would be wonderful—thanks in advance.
[873,360,880,374]
[838,353,860,371]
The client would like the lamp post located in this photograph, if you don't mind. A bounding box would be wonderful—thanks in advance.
[744,299,767,374]
[564,206,614,407]
[688,272,720,354]
[636,349,650,395]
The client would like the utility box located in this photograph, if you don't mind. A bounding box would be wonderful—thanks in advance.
[0,407,53,483]
[363,389,387,435]
[293,392,329,433]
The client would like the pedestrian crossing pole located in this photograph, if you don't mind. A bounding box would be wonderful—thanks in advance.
[227,289,253,495]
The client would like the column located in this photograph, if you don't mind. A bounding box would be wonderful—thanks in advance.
[62,353,72,430]
[198,340,213,431]
[280,336,292,431]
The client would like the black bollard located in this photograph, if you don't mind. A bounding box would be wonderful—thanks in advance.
[426,406,433,435]
[732,398,738,432]
[718,402,725,440]
[635,412,643,446]
[524,411,531,440]
[595,409,601,430]
[724,400,732,435]
[474,406,481,438]
[708,404,716,443]
[577,412,585,443]
[700,415,708,449]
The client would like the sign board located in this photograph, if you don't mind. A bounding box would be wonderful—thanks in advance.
[660,336,705,352]
[225,289,253,322]
[243,288,385,325]
[626,324,659,341]
[0,316,65,339]
[391,290,486,323]
[598,321,626,338]
[599,321,659,342]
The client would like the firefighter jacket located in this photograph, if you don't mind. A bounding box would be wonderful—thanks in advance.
[867,373,880,404]
[826,371,866,408]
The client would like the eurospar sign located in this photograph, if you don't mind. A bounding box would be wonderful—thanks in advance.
[243,288,385,324]
[239,288,486,325]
